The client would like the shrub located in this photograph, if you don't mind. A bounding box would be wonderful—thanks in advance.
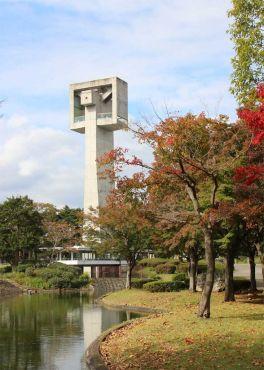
[143,280,186,292]
[23,276,48,289]
[34,261,48,268]
[172,272,188,282]
[36,269,54,280]
[0,264,12,273]
[131,278,158,289]
[234,278,251,292]
[155,262,176,274]
[25,267,36,277]
[78,273,90,286]
[138,258,173,268]
[48,262,80,273]
[145,269,160,280]
[3,263,89,290]
[15,263,34,273]
[177,263,189,273]
[47,276,69,289]
[133,265,160,280]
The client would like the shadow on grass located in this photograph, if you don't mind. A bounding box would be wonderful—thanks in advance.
[114,334,264,369]
[236,293,264,305]
[217,313,264,321]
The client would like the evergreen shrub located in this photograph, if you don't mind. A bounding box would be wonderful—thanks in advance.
[143,280,186,292]
[131,277,158,289]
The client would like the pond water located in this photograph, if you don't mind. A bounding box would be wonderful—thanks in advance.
[0,293,141,370]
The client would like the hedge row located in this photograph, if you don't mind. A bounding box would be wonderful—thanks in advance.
[131,277,159,289]
[143,280,186,292]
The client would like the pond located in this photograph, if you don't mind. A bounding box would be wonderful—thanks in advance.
[0,293,141,369]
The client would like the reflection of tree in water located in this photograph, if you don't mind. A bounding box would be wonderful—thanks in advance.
[0,293,90,369]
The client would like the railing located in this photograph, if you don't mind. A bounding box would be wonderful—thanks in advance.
[74,115,85,123]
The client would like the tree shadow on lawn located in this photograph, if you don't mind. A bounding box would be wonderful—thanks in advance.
[236,293,264,305]
[123,334,264,370]
[216,313,263,321]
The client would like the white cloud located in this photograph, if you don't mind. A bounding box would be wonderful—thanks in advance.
[0,114,84,206]
[0,0,237,207]
[18,159,39,177]
[6,114,28,128]
[0,0,233,104]
[0,111,150,206]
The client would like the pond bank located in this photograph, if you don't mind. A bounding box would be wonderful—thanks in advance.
[86,294,162,370]
[0,279,21,299]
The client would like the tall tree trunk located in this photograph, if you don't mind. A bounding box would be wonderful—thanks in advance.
[189,248,198,292]
[126,264,133,289]
[224,249,235,302]
[248,248,257,292]
[197,228,215,318]
[13,250,20,266]
[255,243,264,287]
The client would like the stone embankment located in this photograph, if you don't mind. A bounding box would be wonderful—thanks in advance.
[0,280,21,298]
[92,278,126,298]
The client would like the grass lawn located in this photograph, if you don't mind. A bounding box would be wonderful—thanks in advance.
[101,290,264,369]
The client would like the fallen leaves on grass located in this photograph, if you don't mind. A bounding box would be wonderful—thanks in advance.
[101,290,264,369]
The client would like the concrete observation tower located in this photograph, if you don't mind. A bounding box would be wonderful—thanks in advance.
[62,77,128,278]
[69,77,128,213]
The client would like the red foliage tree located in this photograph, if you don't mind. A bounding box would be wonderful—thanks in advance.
[100,113,245,317]
[234,84,264,284]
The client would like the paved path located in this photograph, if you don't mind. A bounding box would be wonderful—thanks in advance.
[234,263,263,289]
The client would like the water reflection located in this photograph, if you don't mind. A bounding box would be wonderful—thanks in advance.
[0,294,140,370]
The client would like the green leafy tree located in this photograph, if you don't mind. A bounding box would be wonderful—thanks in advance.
[35,202,57,221]
[228,0,264,104]
[58,205,83,227]
[0,196,43,266]
[58,206,83,244]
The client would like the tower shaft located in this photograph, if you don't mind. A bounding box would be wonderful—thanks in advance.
[84,106,113,213]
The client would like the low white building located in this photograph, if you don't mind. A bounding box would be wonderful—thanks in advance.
[57,246,127,278]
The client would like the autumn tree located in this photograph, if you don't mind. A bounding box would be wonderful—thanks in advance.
[234,84,264,284]
[243,225,260,291]
[102,114,245,317]
[0,196,43,266]
[228,0,264,104]
[43,220,78,262]
[147,188,203,292]
[37,203,84,257]
[214,210,242,301]
[84,175,154,289]
[160,223,203,293]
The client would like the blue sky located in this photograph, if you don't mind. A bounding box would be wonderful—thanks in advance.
[0,0,236,208]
